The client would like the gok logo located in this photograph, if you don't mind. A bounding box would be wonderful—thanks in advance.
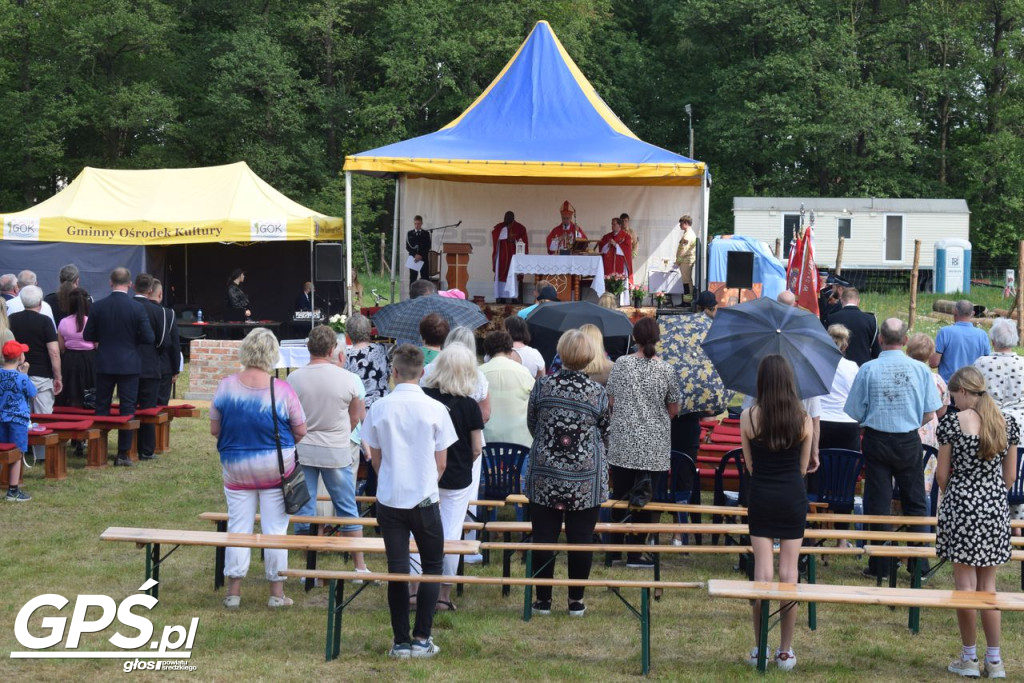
[4,216,40,241]
[250,218,287,241]
[10,579,199,670]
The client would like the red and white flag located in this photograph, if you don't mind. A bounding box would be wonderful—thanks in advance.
[787,225,819,315]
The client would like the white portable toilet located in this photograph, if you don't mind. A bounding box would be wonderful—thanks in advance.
[934,238,971,294]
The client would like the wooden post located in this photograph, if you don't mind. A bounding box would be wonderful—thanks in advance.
[1017,241,1024,340]
[775,238,781,258]
[379,233,391,275]
[909,240,922,331]
[835,237,846,276]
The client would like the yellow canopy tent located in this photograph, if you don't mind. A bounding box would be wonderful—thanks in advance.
[0,162,343,245]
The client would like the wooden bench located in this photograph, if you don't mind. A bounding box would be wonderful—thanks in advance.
[0,442,21,486]
[863,545,1024,631]
[708,579,1024,672]
[100,526,479,600]
[280,567,702,674]
[197,512,485,591]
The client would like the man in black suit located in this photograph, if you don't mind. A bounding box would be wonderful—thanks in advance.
[818,273,848,326]
[406,215,431,284]
[825,286,880,366]
[294,281,313,311]
[132,273,166,461]
[148,279,180,411]
[83,267,155,467]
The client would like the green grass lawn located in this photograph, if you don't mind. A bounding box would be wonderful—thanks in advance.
[3,288,1023,681]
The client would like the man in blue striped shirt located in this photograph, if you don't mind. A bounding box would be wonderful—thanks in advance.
[844,317,942,577]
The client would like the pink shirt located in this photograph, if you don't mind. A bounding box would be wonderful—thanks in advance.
[58,316,96,351]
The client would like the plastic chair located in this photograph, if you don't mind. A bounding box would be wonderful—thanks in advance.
[478,442,529,521]
[712,448,746,545]
[809,448,865,514]
[666,450,703,545]
[1008,445,1024,508]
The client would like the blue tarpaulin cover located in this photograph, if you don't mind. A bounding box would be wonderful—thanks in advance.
[345,21,705,185]
[708,236,787,300]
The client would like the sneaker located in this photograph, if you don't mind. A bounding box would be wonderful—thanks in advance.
[463,553,483,565]
[267,596,293,608]
[948,657,981,678]
[6,489,31,502]
[222,595,241,609]
[139,452,157,461]
[114,456,133,467]
[531,600,551,615]
[984,659,1006,679]
[411,637,440,658]
[746,647,762,667]
[671,538,684,547]
[568,601,586,617]
[626,557,655,569]
[387,642,411,659]
[352,567,373,585]
[776,649,797,671]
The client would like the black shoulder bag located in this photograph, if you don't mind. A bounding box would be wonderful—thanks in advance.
[270,379,310,514]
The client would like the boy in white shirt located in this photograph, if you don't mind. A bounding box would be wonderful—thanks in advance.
[362,344,457,659]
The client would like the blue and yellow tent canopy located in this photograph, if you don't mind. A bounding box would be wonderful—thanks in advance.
[344,21,704,186]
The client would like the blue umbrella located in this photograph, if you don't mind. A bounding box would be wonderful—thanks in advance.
[372,295,487,343]
[700,297,842,399]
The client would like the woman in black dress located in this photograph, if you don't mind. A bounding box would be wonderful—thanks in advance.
[226,268,250,322]
[740,354,812,671]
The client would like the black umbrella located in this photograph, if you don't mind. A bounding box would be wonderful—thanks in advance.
[372,295,487,343]
[526,301,634,366]
[700,297,842,399]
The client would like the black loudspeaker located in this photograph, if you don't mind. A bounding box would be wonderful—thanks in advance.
[725,251,754,289]
[315,243,344,282]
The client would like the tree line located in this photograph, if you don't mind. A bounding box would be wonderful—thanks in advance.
[2,0,1022,263]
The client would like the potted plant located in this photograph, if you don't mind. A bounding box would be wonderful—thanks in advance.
[328,313,348,345]
[604,272,627,297]
[653,290,667,308]
[630,284,647,308]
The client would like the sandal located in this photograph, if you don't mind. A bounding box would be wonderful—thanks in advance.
[267,595,293,608]
[435,599,457,612]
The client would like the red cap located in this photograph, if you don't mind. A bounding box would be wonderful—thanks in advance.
[2,339,29,360]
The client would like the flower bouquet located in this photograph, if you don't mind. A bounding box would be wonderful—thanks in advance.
[605,272,627,297]
[328,313,347,334]
[653,290,667,307]
[630,284,648,308]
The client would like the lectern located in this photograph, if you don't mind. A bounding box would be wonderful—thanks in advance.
[444,243,472,296]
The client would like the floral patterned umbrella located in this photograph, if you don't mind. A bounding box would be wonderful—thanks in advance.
[657,314,734,414]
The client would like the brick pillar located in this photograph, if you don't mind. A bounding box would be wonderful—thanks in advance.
[185,340,243,400]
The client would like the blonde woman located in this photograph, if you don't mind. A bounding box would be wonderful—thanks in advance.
[936,366,1019,678]
[818,324,861,451]
[210,328,307,608]
[0,298,14,344]
[579,323,613,386]
[414,344,484,611]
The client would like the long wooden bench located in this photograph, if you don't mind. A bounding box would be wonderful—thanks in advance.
[708,579,1024,672]
[280,567,702,674]
[100,526,479,599]
[197,511,486,591]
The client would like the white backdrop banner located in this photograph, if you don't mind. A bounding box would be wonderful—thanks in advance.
[399,179,702,301]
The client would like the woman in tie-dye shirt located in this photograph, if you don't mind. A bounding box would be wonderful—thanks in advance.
[211,328,306,609]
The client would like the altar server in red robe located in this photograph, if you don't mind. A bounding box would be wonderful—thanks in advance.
[598,217,633,285]
[492,211,529,302]
[546,200,588,254]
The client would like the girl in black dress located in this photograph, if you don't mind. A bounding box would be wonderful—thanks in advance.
[740,354,812,671]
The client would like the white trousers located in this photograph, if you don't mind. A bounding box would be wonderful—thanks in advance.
[464,457,483,541]
[411,481,475,577]
[223,486,289,581]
